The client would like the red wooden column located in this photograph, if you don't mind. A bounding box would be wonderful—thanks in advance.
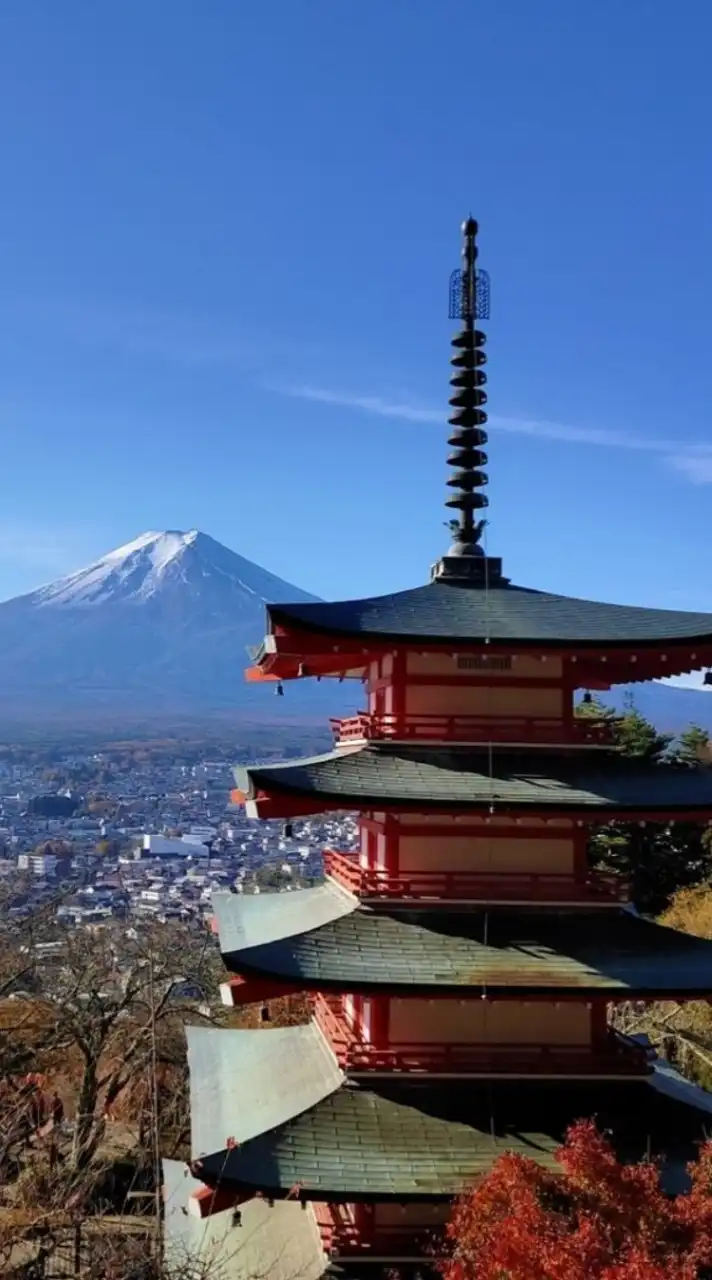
[359,817,374,869]
[367,996,390,1049]
[359,813,400,877]
[561,656,579,736]
[390,649,407,726]
[353,1202,376,1247]
[382,814,400,877]
[352,993,365,1028]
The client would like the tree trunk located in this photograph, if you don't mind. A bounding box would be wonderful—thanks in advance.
[69,1056,103,1174]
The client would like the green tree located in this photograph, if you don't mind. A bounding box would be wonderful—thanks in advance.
[673,722,711,766]
[575,692,613,719]
[577,691,673,760]
[596,821,712,916]
[580,698,712,913]
[615,694,673,761]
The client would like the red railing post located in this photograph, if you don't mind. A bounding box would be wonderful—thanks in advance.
[315,992,650,1077]
[331,712,616,747]
[323,849,628,905]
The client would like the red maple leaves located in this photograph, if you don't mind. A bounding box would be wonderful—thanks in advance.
[441,1120,712,1280]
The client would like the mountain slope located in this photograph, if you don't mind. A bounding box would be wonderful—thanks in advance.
[27,530,313,610]
[602,681,712,733]
[0,530,354,717]
[1,530,711,732]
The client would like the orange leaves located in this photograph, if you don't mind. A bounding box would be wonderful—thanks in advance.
[660,884,712,941]
[441,1119,712,1280]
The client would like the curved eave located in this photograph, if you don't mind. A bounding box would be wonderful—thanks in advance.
[212,882,355,953]
[194,1082,562,1202]
[245,633,369,682]
[246,627,712,686]
[240,788,712,823]
[215,895,712,999]
[223,961,712,1002]
[263,583,712,649]
[233,747,712,822]
[187,1023,343,1159]
[193,1076,712,1203]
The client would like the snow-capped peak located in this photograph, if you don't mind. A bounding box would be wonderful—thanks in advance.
[102,530,199,574]
[27,529,316,609]
[106,529,199,560]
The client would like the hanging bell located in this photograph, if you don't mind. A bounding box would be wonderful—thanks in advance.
[582,690,593,704]
[274,681,284,697]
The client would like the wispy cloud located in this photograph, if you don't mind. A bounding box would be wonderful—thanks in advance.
[665,449,712,485]
[283,385,712,484]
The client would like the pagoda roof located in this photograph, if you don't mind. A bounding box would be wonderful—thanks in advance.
[210,880,354,952]
[265,580,712,648]
[235,744,712,816]
[213,891,712,997]
[186,1023,343,1159]
[194,1066,711,1201]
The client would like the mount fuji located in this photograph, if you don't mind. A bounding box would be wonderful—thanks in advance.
[0,530,354,723]
[0,528,711,735]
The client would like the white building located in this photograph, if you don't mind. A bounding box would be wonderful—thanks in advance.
[18,851,59,876]
[142,834,209,857]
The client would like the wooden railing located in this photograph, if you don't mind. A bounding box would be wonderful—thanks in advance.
[330,712,616,747]
[323,849,630,904]
[314,994,651,1077]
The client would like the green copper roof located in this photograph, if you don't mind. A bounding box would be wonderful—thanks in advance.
[187,1024,343,1159]
[195,1076,710,1200]
[212,882,353,953]
[237,745,712,814]
[267,580,712,646]
[216,896,712,997]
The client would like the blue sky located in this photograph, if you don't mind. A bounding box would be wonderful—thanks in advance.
[1,0,712,610]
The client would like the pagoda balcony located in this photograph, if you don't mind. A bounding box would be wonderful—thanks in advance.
[330,711,616,748]
[313,1201,444,1260]
[323,849,630,906]
[313,994,652,1078]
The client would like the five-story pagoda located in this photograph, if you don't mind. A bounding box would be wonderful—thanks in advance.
[165,219,712,1280]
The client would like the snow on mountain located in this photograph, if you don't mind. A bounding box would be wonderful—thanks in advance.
[5,529,710,732]
[28,529,316,610]
[0,530,355,720]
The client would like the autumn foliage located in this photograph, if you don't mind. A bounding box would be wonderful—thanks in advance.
[441,1120,712,1280]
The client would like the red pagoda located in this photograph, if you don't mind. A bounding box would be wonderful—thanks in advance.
[164,219,712,1280]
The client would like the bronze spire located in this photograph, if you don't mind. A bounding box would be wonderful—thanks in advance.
[432,217,506,585]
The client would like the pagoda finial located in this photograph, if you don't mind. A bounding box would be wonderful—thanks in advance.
[432,217,505,585]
